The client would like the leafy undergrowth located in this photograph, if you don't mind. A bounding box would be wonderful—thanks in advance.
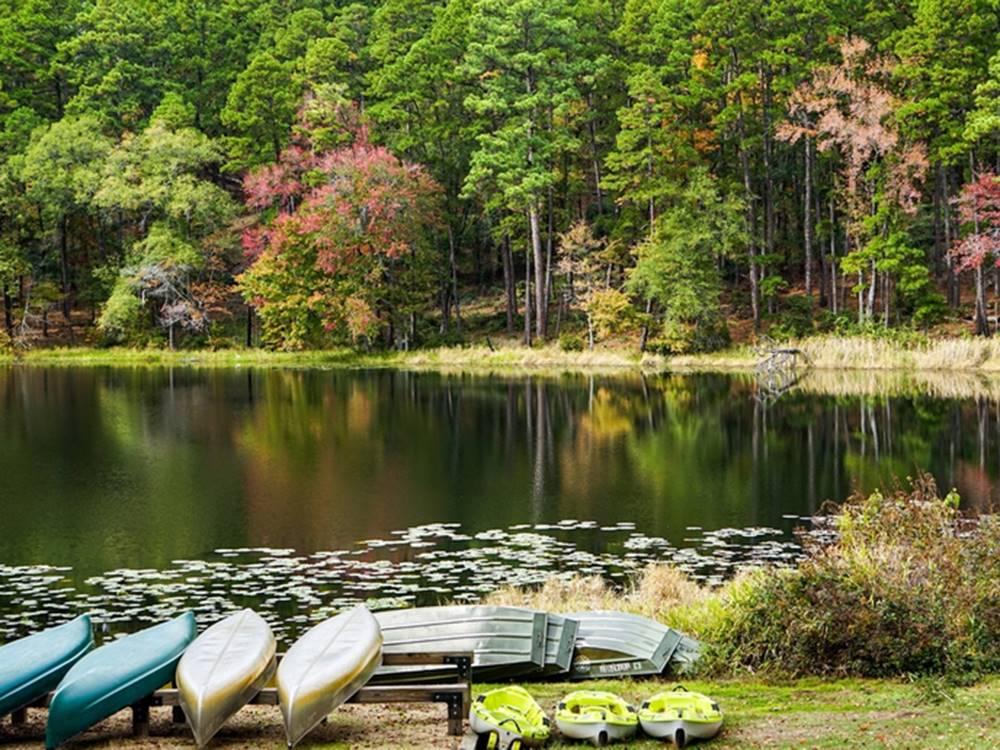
[710,477,1000,678]
[488,476,1000,681]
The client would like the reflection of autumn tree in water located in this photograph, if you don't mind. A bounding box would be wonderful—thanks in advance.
[230,371,1000,548]
[4,368,1000,576]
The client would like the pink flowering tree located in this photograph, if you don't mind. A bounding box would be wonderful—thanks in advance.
[238,98,442,349]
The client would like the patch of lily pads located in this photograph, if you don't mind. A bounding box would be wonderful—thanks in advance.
[0,519,807,645]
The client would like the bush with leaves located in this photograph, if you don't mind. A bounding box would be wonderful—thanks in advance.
[627,169,743,354]
[706,476,1000,677]
[558,331,584,352]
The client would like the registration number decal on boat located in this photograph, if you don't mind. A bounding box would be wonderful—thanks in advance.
[595,661,645,675]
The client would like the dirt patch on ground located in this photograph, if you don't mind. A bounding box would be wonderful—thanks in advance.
[0,703,453,749]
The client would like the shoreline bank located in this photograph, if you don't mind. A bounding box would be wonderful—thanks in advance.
[6,335,1000,375]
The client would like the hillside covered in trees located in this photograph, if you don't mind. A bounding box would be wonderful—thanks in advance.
[1,0,999,352]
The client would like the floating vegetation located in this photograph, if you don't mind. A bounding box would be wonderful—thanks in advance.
[0,520,806,646]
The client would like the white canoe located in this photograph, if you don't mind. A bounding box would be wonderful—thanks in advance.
[277,606,383,747]
[176,609,277,747]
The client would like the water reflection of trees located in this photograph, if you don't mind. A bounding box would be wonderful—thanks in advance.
[1,367,998,578]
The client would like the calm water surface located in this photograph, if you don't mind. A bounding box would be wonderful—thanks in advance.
[1,366,997,642]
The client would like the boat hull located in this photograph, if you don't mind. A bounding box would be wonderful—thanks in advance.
[177,609,277,747]
[638,718,723,745]
[277,606,382,747]
[566,611,683,679]
[45,613,196,749]
[554,690,638,745]
[0,616,93,718]
[556,719,637,744]
[374,606,547,682]
[639,687,723,746]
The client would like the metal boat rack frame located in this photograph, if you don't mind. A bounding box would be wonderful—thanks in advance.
[8,651,474,738]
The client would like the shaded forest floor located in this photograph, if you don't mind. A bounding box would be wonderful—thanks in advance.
[1,677,997,749]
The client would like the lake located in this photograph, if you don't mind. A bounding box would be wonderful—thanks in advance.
[1,365,997,643]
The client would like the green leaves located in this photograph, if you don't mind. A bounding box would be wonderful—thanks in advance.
[627,169,743,351]
[965,49,1000,144]
[19,116,111,215]
[461,0,583,211]
[221,52,299,169]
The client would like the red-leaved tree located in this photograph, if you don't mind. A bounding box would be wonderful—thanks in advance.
[238,97,442,349]
[950,172,1000,335]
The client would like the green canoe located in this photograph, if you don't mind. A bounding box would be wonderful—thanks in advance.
[45,612,196,749]
[0,615,93,718]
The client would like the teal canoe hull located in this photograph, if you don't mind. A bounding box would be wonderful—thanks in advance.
[45,612,196,749]
[0,615,93,718]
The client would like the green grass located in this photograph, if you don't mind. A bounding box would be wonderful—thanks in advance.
[503,677,1000,750]
[302,677,1000,749]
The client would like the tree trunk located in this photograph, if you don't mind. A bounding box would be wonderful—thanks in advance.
[2,284,12,338]
[543,186,554,337]
[883,272,890,327]
[829,197,838,314]
[941,164,958,307]
[245,304,254,347]
[857,271,863,326]
[524,230,532,346]
[447,224,462,334]
[501,233,515,334]
[759,63,775,267]
[976,264,989,336]
[973,198,990,336]
[529,202,545,339]
[588,93,604,213]
[739,142,759,329]
[867,259,876,322]
[804,135,813,298]
[59,213,71,320]
[733,78,760,329]
[638,297,653,352]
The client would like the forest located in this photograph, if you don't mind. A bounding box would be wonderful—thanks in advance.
[0,0,998,353]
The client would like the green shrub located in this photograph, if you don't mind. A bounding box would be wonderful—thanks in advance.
[766,295,814,340]
[649,315,730,354]
[559,332,585,351]
[585,288,636,340]
[705,476,1000,677]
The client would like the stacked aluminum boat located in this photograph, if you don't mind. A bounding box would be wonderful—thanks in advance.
[371,605,698,682]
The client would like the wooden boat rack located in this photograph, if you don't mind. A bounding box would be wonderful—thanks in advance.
[9,651,474,738]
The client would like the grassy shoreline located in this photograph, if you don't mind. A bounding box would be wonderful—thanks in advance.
[5,334,1000,374]
[0,344,659,371]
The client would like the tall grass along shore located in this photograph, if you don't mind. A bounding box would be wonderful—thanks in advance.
[9,334,1000,374]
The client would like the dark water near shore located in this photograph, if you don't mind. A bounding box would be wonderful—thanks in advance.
[1,365,998,643]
